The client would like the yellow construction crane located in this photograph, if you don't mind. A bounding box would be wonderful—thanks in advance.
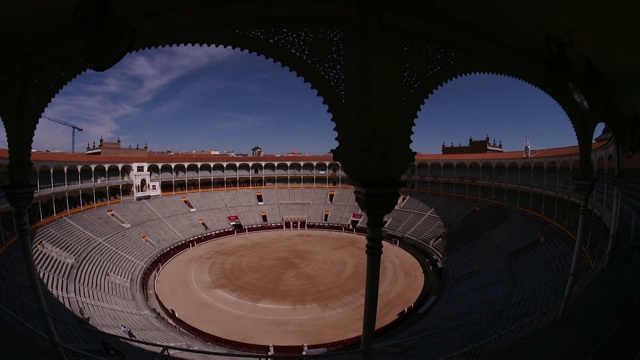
[41,116,84,153]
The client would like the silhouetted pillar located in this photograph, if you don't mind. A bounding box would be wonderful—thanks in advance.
[4,184,67,359]
[354,182,402,360]
[558,178,594,319]
[0,51,66,358]
[604,176,622,268]
[332,9,415,360]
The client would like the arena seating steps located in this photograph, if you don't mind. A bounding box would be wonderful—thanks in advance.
[0,187,603,359]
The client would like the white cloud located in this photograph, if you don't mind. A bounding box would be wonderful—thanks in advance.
[36,45,234,151]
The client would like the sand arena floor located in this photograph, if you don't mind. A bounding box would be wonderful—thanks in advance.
[155,231,424,346]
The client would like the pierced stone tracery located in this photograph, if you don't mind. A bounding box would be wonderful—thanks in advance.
[234,27,345,102]
[32,58,87,117]
[399,37,458,101]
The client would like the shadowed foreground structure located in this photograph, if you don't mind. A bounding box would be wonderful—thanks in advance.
[1,1,640,359]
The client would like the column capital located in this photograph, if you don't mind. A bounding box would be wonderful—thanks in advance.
[353,181,403,226]
[571,177,595,197]
[3,184,36,211]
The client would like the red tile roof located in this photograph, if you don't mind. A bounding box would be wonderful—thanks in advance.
[0,149,335,163]
[414,141,608,162]
[0,140,609,164]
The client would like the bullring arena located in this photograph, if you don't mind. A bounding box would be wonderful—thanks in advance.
[0,140,618,359]
[4,2,640,359]
[155,231,424,346]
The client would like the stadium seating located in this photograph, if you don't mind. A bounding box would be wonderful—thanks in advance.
[0,175,616,359]
[376,199,594,359]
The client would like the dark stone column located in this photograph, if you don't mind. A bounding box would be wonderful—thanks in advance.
[331,9,416,360]
[354,182,403,360]
[558,178,595,319]
[604,176,622,268]
[4,184,67,359]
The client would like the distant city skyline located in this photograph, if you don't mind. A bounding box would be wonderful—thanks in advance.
[0,45,604,155]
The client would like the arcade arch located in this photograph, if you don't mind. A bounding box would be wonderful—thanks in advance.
[411,74,578,157]
[33,45,338,172]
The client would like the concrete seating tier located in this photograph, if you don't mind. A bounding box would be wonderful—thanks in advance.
[237,190,257,206]
[277,203,309,220]
[198,209,234,230]
[144,196,191,218]
[224,206,256,226]
[162,211,210,239]
[339,205,361,224]
[256,204,281,223]
[33,221,93,258]
[332,188,353,204]
[0,188,600,359]
[294,188,313,202]
[67,210,124,239]
[399,197,424,212]
[379,207,584,360]
[274,188,293,202]
[186,192,226,210]
[220,191,241,208]
[406,215,444,243]
[259,188,279,204]
[327,203,348,224]
[106,200,160,225]
[396,212,426,235]
[385,209,414,233]
[308,204,328,222]
[0,245,50,342]
[311,188,329,203]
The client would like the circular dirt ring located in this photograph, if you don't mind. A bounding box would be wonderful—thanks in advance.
[155,231,424,346]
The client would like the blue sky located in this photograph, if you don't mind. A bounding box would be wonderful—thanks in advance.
[7,45,601,155]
